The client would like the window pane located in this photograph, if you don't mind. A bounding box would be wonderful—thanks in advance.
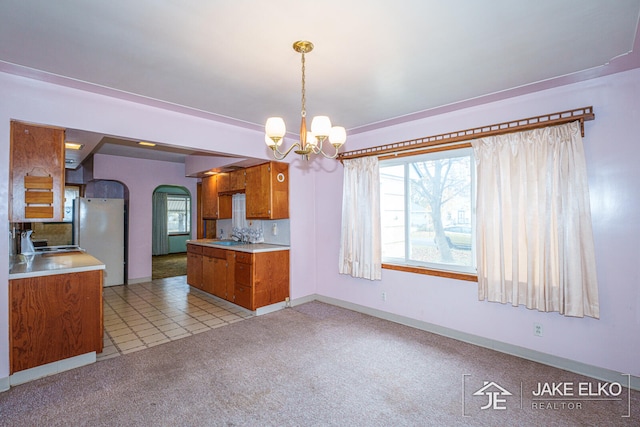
[381,148,475,274]
[63,186,80,222]
[167,195,190,234]
[380,164,406,260]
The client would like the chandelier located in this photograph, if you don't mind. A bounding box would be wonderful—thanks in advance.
[265,40,346,160]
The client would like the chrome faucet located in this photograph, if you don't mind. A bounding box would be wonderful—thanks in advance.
[20,230,36,255]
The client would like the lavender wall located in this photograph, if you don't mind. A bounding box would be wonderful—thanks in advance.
[314,68,640,378]
[0,71,318,381]
[92,154,198,281]
[1,66,637,384]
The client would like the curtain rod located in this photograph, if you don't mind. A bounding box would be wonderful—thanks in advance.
[338,106,595,162]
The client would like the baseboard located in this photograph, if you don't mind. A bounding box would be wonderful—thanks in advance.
[127,276,152,285]
[303,294,640,392]
[0,376,9,393]
[8,352,96,387]
[289,294,317,307]
[255,301,287,316]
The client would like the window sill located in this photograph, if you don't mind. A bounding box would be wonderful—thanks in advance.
[382,263,477,282]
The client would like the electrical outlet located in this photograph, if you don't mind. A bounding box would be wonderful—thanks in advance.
[534,323,543,337]
[381,292,387,302]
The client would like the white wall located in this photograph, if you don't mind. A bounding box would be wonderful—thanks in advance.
[314,68,640,378]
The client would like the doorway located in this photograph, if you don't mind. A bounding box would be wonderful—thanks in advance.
[152,185,192,279]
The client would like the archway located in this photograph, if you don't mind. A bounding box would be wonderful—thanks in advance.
[152,185,192,279]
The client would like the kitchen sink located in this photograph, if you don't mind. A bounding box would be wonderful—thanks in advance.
[34,245,84,254]
[211,240,246,246]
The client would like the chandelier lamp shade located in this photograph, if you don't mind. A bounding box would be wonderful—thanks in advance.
[265,41,346,160]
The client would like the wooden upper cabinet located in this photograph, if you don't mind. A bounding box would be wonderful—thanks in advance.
[201,175,218,219]
[228,169,246,192]
[245,161,289,219]
[218,194,232,219]
[10,121,65,222]
[217,173,230,192]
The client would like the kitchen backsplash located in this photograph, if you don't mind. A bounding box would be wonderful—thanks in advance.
[217,219,290,246]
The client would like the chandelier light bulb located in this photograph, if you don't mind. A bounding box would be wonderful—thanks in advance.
[265,117,286,139]
[329,126,347,147]
[306,132,317,148]
[311,116,332,138]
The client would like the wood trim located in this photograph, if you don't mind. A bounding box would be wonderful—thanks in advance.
[382,263,477,282]
[379,142,472,161]
[339,106,594,161]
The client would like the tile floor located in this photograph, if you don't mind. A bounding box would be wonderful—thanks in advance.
[97,276,254,361]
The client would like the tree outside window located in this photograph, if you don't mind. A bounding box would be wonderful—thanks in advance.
[380,148,475,273]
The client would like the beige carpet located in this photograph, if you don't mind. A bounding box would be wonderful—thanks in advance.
[1,302,637,426]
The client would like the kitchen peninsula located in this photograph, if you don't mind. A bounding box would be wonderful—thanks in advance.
[8,249,105,384]
[186,239,290,312]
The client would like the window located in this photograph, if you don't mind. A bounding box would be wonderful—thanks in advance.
[63,186,81,222]
[167,194,191,234]
[380,147,476,274]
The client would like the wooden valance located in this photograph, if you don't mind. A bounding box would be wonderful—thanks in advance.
[338,106,595,162]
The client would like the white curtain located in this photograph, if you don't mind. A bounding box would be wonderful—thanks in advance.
[232,193,248,231]
[152,192,169,255]
[472,121,599,318]
[339,157,382,280]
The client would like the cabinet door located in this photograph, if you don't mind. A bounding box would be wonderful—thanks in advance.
[269,161,289,219]
[245,163,271,218]
[218,194,232,219]
[225,251,236,301]
[246,162,289,219]
[212,257,228,298]
[187,247,203,289]
[234,284,252,310]
[10,270,103,374]
[201,175,218,219]
[234,256,253,309]
[10,121,65,222]
[253,250,290,310]
[229,169,246,192]
[217,173,230,192]
[202,256,215,294]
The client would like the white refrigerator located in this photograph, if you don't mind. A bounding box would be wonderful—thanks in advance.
[73,198,125,287]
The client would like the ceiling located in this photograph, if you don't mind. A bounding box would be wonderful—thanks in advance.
[1,1,640,168]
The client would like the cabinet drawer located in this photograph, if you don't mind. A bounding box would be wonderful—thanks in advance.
[235,252,252,264]
[234,284,252,310]
[235,262,252,286]
[203,246,226,259]
[187,244,203,254]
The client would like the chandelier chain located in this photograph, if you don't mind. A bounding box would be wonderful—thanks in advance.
[301,51,306,118]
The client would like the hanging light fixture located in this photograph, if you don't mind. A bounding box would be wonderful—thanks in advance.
[265,40,346,160]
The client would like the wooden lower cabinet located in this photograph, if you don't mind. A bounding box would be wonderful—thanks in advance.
[187,245,203,289]
[9,270,103,374]
[202,247,235,301]
[234,250,290,311]
[187,244,289,311]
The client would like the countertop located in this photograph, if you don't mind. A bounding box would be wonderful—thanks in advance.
[187,239,290,253]
[9,251,106,279]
